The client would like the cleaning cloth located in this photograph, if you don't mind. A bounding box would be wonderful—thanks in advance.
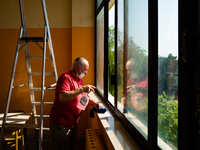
[89,107,107,118]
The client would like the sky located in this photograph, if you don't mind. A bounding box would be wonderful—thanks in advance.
[109,0,178,58]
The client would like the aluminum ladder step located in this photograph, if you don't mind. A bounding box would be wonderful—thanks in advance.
[29,72,55,76]
[34,115,50,118]
[35,127,50,131]
[30,87,56,91]
[28,56,51,59]
[32,102,53,105]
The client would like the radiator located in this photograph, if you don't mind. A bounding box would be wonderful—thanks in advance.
[86,128,106,150]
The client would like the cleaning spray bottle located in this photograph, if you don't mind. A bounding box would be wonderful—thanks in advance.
[77,93,89,110]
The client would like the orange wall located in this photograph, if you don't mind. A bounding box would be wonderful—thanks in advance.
[72,27,95,85]
[0,0,95,135]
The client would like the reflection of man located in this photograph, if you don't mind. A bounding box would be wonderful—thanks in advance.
[121,58,148,114]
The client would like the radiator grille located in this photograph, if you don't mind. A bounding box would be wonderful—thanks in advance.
[86,128,106,150]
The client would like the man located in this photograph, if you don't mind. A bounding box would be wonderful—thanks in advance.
[121,57,148,113]
[49,57,100,150]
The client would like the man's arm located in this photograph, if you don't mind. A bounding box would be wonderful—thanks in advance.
[59,87,83,102]
[59,85,96,102]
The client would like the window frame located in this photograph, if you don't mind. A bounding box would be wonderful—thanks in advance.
[95,0,200,149]
[95,0,109,102]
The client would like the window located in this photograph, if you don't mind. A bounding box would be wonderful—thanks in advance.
[116,0,124,110]
[116,0,149,138]
[95,0,199,149]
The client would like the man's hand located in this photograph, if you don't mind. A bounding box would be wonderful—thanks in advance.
[127,85,136,92]
[94,103,104,109]
[82,85,96,93]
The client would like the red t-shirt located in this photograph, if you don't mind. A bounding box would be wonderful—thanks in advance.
[125,77,148,111]
[131,78,148,111]
[49,69,83,128]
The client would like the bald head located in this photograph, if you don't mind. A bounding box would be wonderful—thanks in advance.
[126,58,137,69]
[72,57,89,69]
[126,58,141,78]
[71,57,89,78]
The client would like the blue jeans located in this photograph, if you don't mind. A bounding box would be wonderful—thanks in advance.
[49,121,78,150]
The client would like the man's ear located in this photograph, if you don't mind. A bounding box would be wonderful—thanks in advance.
[75,64,79,72]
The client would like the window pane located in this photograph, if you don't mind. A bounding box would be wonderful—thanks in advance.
[108,1,115,105]
[117,0,124,111]
[119,0,148,138]
[158,0,178,149]
[96,8,104,96]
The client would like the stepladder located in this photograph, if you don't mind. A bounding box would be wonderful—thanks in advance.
[0,0,58,150]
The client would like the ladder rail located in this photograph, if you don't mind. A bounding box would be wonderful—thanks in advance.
[19,0,27,33]
[41,0,58,82]
[19,0,38,126]
[39,25,47,150]
[20,0,39,127]
[0,27,24,149]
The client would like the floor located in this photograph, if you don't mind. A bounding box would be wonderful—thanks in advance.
[1,134,86,150]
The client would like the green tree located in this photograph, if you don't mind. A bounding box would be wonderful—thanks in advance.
[158,92,178,149]
[108,26,115,96]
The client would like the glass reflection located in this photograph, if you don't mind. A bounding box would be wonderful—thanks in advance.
[117,0,124,111]
[118,0,148,137]
[122,58,148,118]
[96,8,104,96]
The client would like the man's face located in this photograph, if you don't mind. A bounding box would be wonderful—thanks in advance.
[76,60,89,78]
[126,59,138,79]
[126,60,136,75]
[79,62,89,75]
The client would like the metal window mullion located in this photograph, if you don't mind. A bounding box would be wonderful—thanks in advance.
[148,0,158,149]
[104,1,109,101]
[178,0,199,149]
[123,0,129,105]
[96,0,108,16]
[114,0,118,108]
[95,0,97,87]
